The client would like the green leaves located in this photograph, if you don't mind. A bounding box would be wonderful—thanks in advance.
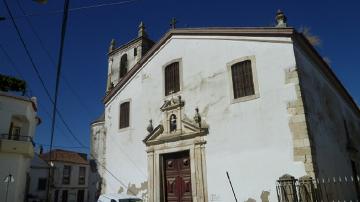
[0,74,27,95]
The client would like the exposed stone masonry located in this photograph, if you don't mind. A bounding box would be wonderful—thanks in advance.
[285,67,316,178]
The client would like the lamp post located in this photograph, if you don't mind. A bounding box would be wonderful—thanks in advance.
[46,0,70,202]
[3,174,15,202]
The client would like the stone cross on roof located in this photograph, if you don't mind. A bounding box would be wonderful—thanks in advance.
[170,17,177,29]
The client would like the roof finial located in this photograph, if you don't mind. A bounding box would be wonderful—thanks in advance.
[275,9,287,28]
[170,17,177,29]
[138,21,147,37]
[194,107,201,127]
[109,39,116,52]
[147,119,154,133]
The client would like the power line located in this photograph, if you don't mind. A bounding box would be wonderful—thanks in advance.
[1,43,86,148]
[0,44,33,96]
[14,0,147,180]
[35,143,88,149]
[3,1,139,194]
[2,0,55,107]
[12,0,138,19]
[0,45,24,80]
[2,0,88,149]
[15,0,92,115]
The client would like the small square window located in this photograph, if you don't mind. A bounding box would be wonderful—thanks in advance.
[78,167,86,185]
[62,165,71,184]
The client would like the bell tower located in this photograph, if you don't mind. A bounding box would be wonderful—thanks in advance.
[106,22,154,92]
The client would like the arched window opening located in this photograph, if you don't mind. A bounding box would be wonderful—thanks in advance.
[169,114,177,132]
[119,54,128,78]
[164,62,180,96]
[231,60,255,99]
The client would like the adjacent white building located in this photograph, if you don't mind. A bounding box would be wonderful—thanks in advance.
[40,149,90,202]
[0,90,40,202]
[28,152,49,202]
[91,11,360,201]
[89,113,106,202]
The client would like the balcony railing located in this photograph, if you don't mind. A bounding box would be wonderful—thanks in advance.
[1,134,34,144]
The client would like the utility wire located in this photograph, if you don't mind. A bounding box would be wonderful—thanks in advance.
[35,143,89,149]
[2,0,87,149]
[0,44,33,96]
[15,0,92,115]
[12,0,138,19]
[15,0,147,180]
[0,45,24,80]
[1,43,82,147]
[3,1,137,194]
[2,0,55,107]
[47,1,69,190]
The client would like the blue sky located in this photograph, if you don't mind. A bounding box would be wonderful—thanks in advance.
[1,0,359,154]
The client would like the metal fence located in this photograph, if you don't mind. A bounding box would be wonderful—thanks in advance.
[276,174,360,202]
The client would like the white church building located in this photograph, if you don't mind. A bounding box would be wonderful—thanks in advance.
[91,11,360,201]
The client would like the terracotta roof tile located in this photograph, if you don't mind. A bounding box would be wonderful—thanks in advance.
[40,149,88,165]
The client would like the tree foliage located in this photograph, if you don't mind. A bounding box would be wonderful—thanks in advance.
[0,74,27,95]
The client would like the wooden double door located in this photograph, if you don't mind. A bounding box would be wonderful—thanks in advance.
[163,151,192,202]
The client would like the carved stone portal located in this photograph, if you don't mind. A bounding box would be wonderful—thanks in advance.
[143,96,209,202]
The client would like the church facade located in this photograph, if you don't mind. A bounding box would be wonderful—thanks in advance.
[91,11,360,201]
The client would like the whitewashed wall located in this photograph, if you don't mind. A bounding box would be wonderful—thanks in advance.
[104,35,308,201]
[91,122,107,177]
[0,95,38,138]
[52,161,89,202]
[29,155,49,201]
[90,121,107,200]
[0,154,30,202]
[0,94,38,202]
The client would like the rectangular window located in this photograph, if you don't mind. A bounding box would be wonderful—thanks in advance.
[119,102,130,129]
[231,60,255,99]
[77,189,85,202]
[134,47,137,56]
[37,178,47,190]
[62,190,68,202]
[164,62,180,96]
[12,126,21,140]
[9,123,21,140]
[62,165,71,184]
[55,190,59,202]
[78,167,86,185]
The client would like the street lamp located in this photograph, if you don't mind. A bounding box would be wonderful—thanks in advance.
[3,174,15,202]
